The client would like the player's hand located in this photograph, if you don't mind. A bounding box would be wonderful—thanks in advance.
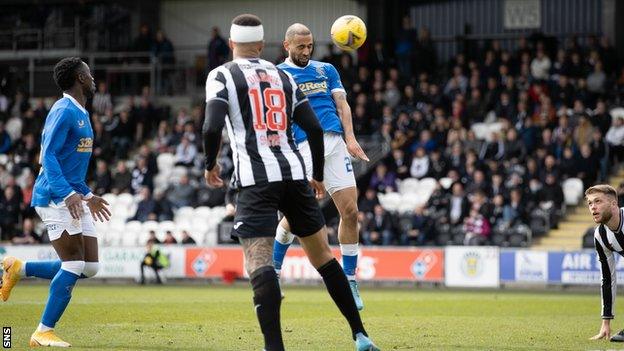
[85,195,112,222]
[65,193,84,219]
[310,179,326,200]
[345,136,369,162]
[590,320,611,340]
[205,164,224,188]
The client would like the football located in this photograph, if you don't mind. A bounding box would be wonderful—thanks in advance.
[330,15,367,51]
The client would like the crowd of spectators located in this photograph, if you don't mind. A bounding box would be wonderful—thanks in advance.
[0,27,623,248]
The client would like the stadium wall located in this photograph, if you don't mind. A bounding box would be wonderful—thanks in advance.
[160,0,366,62]
[0,245,611,288]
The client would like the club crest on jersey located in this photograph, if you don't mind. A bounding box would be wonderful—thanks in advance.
[315,66,325,77]
[78,120,85,128]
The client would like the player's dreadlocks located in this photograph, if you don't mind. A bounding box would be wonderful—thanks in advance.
[53,57,83,91]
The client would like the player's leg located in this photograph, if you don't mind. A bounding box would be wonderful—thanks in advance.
[273,140,312,278]
[30,230,85,347]
[81,206,100,280]
[297,229,378,350]
[325,134,363,310]
[282,180,378,350]
[236,183,284,351]
[241,237,284,351]
[273,217,295,278]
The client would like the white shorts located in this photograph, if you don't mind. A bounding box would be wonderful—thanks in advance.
[35,201,97,241]
[298,133,356,195]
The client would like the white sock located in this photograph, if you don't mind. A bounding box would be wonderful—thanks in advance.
[37,323,53,332]
[340,243,359,281]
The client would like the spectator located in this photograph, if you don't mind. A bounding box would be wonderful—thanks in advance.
[130,187,157,222]
[386,148,410,180]
[0,186,21,240]
[93,159,112,196]
[358,188,379,215]
[606,117,624,165]
[181,230,197,245]
[166,174,196,209]
[363,204,394,245]
[447,182,470,226]
[163,231,178,244]
[409,147,429,179]
[153,189,174,221]
[0,121,11,154]
[503,188,525,226]
[147,230,160,244]
[207,27,229,72]
[402,206,431,245]
[111,160,133,194]
[577,143,599,189]
[587,61,607,96]
[573,116,595,147]
[463,208,491,245]
[131,157,154,194]
[132,24,154,61]
[174,136,198,167]
[11,218,40,244]
[369,163,397,193]
[92,82,113,115]
[538,173,564,210]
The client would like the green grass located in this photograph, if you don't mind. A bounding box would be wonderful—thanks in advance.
[0,283,615,350]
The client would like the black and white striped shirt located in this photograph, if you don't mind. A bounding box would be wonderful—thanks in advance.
[205,58,308,187]
[594,207,624,319]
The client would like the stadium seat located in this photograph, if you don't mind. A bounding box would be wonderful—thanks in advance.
[125,220,143,234]
[157,153,175,173]
[142,220,160,235]
[102,193,118,207]
[193,206,212,219]
[175,206,195,222]
[439,177,453,190]
[116,193,135,208]
[378,192,401,212]
[158,220,176,235]
[398,178,420,194]
[562,178,584,206]
[121,232,138,246]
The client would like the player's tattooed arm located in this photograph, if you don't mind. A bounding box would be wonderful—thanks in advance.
[240,237,274,275]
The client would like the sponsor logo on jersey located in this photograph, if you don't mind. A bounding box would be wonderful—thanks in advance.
[298,81,328,95]
[76,137,93,152]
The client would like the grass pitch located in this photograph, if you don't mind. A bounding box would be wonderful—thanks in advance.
[0,283,614,350]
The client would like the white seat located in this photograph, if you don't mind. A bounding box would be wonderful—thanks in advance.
[102,193,118,207]
[121,232,138,246]
[158,220,177,235]
[193,206,212,219]
[419,177,438,192]
[378,192,401,212]
[116,193,134,208]
[439,177,453,190]
[125,220,143,233]
[563,178,584,206]
[398,178,420,195]
[113,206,132,221]
[175,206,195,222]
[210,206,226,220]
[142,220,160,234]
[157,153,175,173]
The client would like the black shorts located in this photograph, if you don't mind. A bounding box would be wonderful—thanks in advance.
[232,180,325,239]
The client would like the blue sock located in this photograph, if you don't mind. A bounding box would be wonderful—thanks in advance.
[273,240,291,272]
[342,254,358,280]
[41,269,80,328]
[25,261,62,280]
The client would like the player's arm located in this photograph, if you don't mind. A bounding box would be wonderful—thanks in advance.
[41,109,74,199]
[202,99,227,188]
[40,109,84,218]
[329,65,369,161]
[591,235,617,340]
[202,68,229,188]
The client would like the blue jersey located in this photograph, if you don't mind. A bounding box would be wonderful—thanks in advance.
[32,94,93,207]
[277,59,345,143]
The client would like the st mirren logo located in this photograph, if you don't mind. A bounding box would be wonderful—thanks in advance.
[460,251,483,278]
